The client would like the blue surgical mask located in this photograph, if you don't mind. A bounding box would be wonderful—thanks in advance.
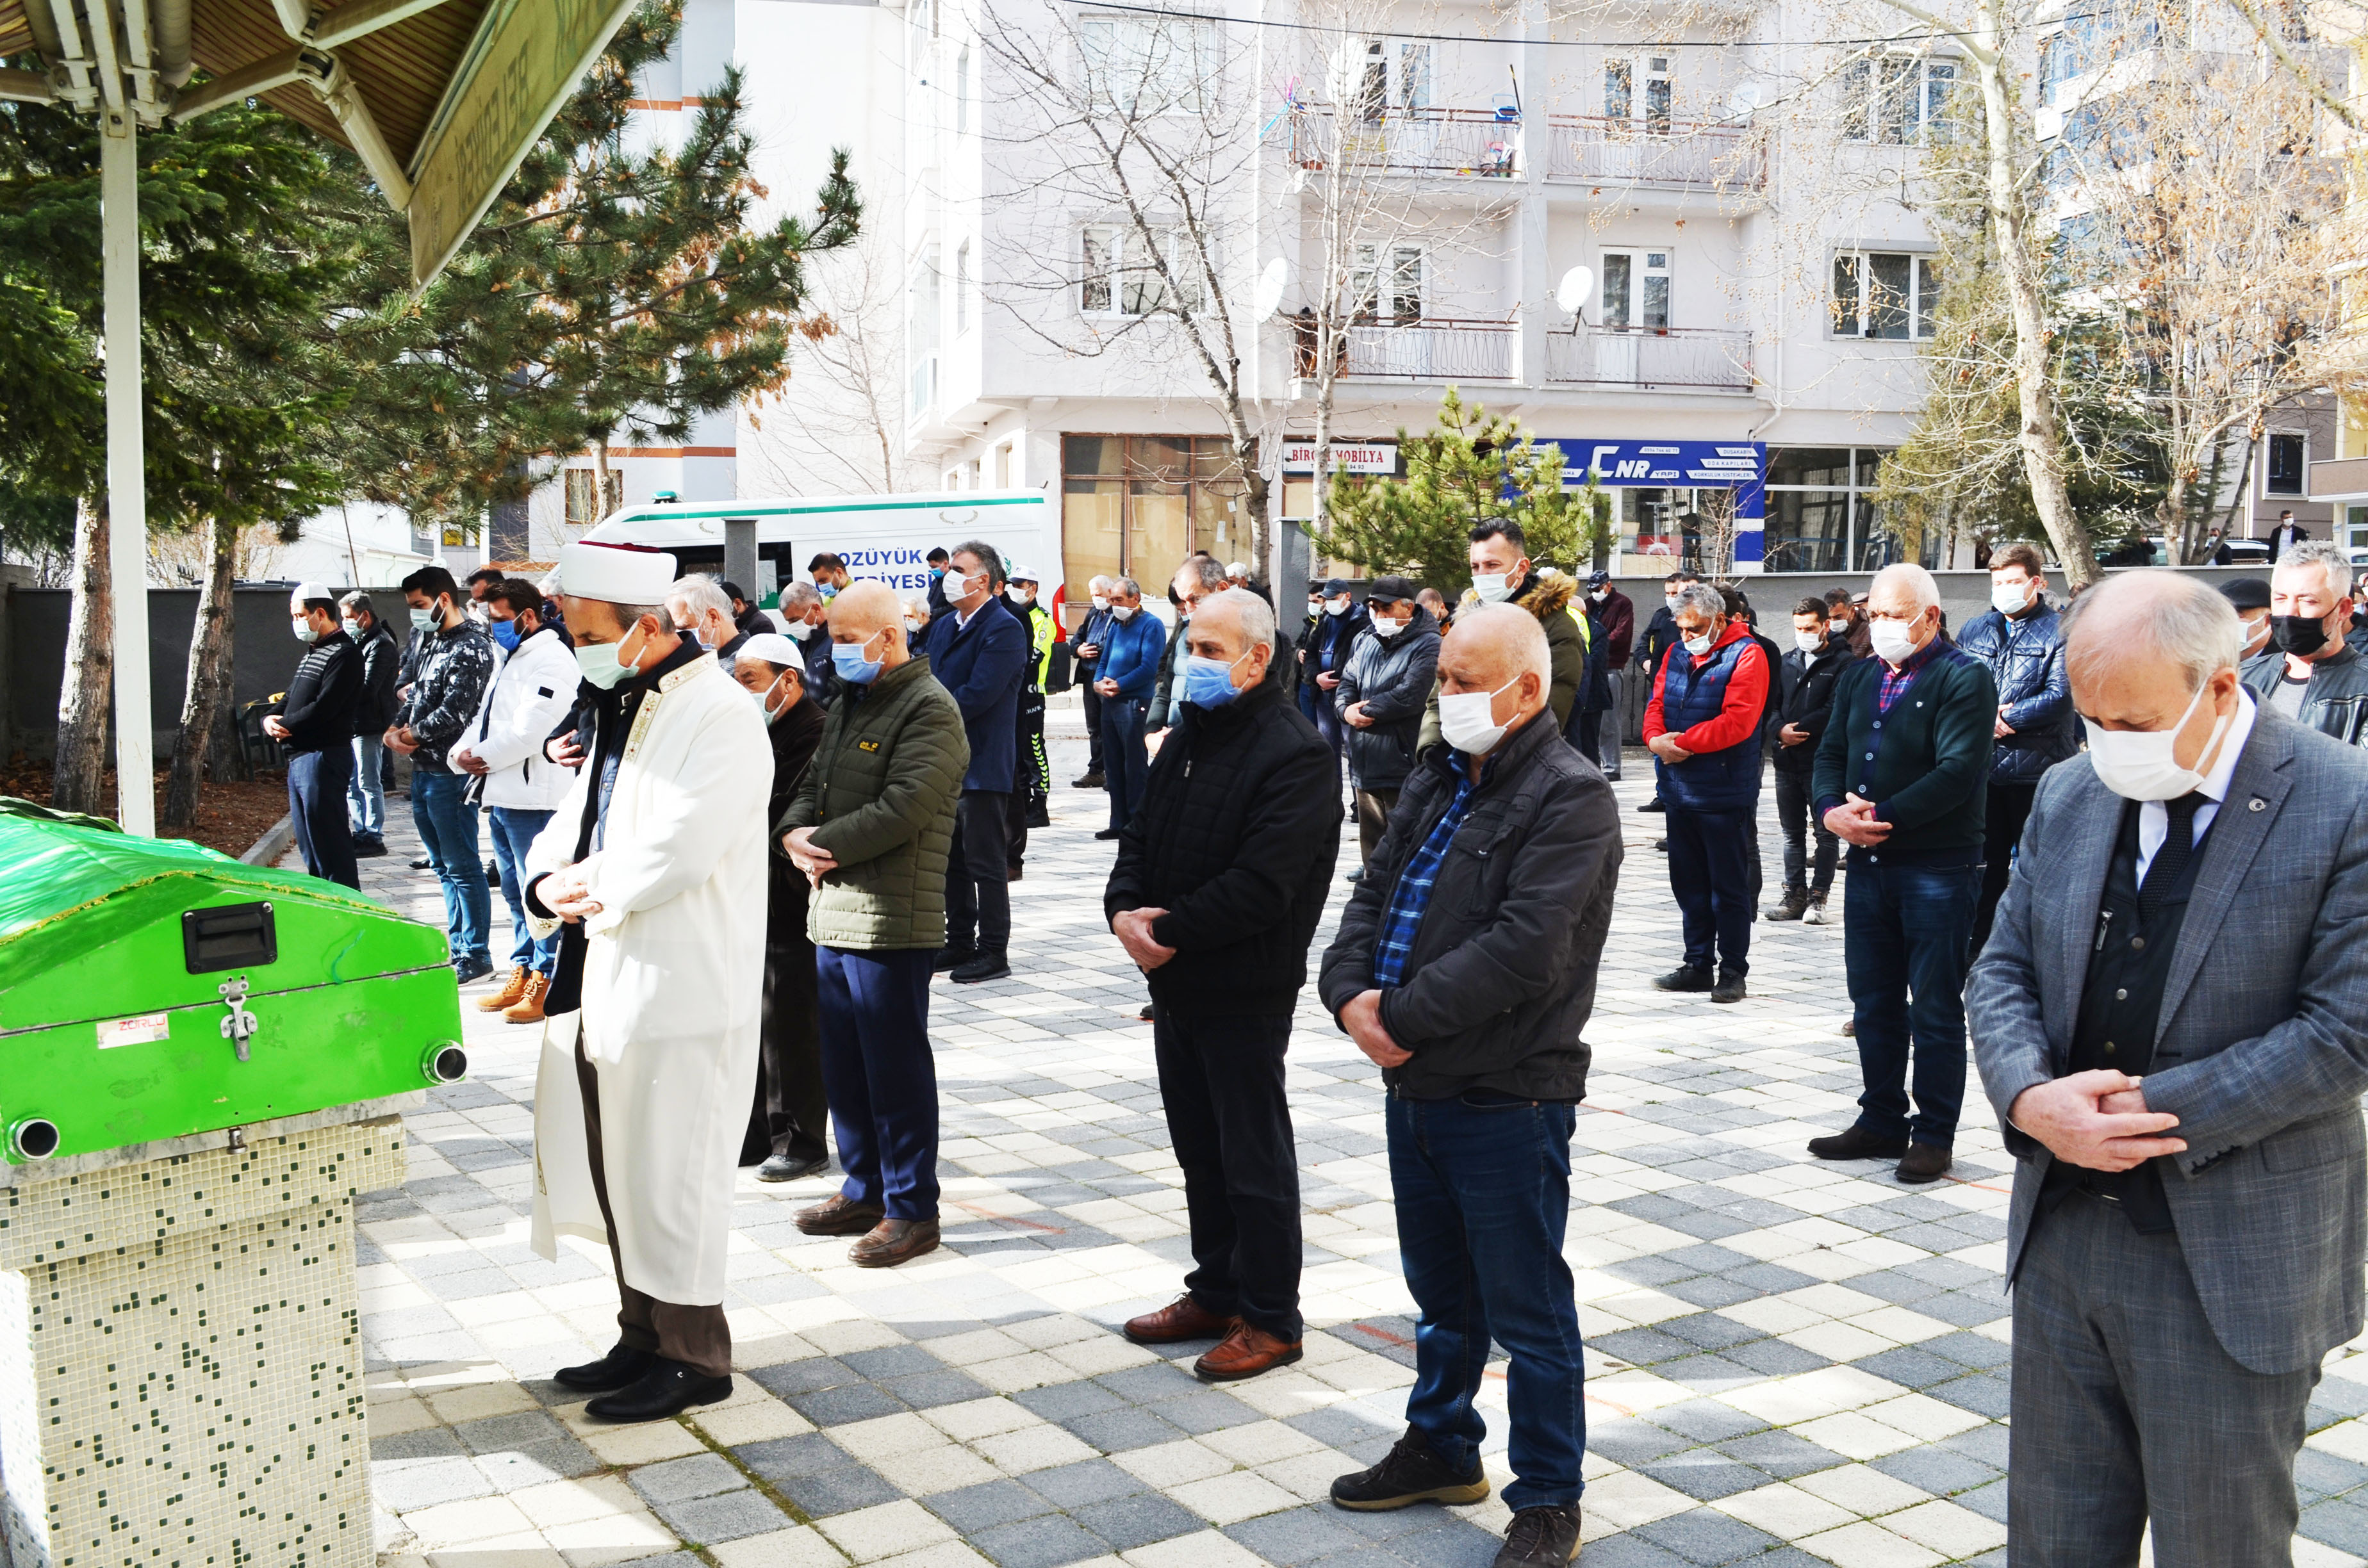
[575,624,645,691]
[489,619,521,651]
[1183,649,1252,708]
[409,607,436,632]
[831,630,886,685]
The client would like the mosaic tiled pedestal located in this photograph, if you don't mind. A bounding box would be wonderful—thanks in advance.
[0,1113,407,1568]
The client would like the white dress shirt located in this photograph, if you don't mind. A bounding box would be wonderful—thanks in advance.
[2133,689,2257,883]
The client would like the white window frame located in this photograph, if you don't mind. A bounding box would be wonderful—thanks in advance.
[1600,247,1672,329]
[1830,249,1939,340]
[1349,241,1426,323]
[1079,224,1207,317]
[1079,12,1219,117]
[1602,52,1673,131]
[1841,54,1957,143]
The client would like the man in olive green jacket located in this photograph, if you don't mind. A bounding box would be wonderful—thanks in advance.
[780,582,969,1267]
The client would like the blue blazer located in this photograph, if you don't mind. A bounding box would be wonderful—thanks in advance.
[926,598,1030,791]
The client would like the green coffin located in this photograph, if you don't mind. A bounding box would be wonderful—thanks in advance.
[0,812,464,1164]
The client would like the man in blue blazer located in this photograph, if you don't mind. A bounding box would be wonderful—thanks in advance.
[925,541,1031,983]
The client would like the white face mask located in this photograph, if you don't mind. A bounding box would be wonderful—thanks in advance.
[1992,578,2035,616]
[1372,615,1406,639]
[1665,596,1682,612]
[1870,616,1923,666]
[1794,628,1823,654]
[1007,586,1032,605]
[1590,588,1608,602]
[1326,598,1350,616]
[1112,603,1138,621]
[1681,631,1714,658]
[1471,573,1515,604]
[2084,680,2233,801]
[1092,594,1110,610]
[785,619,813,641]
[1439,676,1522,755]
[292,615,320,644]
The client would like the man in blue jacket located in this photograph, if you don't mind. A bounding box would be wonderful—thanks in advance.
[1094,576,1169,840]
[1957,541,2075,953]
[925,542,1032,984]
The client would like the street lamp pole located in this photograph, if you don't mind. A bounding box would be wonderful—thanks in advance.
[102,105,155,837]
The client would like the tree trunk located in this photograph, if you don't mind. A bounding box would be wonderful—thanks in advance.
[163,516,238,832]
[1975,1,2101,586]
[53,496,113,815]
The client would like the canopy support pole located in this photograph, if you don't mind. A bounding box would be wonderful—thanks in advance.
[103,108,154,837]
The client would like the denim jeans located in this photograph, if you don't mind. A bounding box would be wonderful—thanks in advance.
[487,806,559,972]
[1390,1090,1585,1512]
[1102,698,1151,832]
[1844,857,1980,1146]
[1774,767,1838,899]
[411,769,491,968]
[349,733,386,842]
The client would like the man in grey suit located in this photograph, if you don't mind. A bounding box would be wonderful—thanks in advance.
[1969,568,2368,1565]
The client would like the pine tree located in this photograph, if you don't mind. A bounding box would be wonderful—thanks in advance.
[1310,388,1604,592]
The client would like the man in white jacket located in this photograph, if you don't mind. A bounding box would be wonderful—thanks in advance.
[454,578,581,1024]
[523,541,773,1423]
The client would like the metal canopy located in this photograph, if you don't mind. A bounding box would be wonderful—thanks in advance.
[2,0,634,835]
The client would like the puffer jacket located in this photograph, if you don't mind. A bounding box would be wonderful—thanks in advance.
[1299,603,1370,723]
[1956,601,2075,783]
[2241,642,2368,747]
[1335,607,1443,790]
[1643,619,1772,811]
[777,655,969,951]
[1318,712,1622,1102]
[1420,571,1588,750]
[1106,669,1340,1017]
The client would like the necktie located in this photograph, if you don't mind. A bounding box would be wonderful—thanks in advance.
[2139,792,2203,927]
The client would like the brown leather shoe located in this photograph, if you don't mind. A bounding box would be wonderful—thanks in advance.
[477,965,529,1011]
[504,970,550,1025]
[1194,1321,1303,1382]
[850,1218,941,1268]
[1122,1293,1235,1346]
[794,1194,886,1236]
[1896,1143,1953,1184]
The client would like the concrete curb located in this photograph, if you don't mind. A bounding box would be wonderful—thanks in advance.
[240,812,295,867]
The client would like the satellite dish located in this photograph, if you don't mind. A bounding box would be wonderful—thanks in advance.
[1728,81,1766,118]
[1254,257,1289,318]
[1554,265,1593,316]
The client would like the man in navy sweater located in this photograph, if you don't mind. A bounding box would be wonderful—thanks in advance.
[925,542,1032,984]
[1810,563,1998,1184]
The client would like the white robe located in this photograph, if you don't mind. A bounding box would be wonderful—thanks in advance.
[525,653,771,1305]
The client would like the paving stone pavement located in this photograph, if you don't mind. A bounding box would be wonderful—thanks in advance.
[335,736,2368,1568]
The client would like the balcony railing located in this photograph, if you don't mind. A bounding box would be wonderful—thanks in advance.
[1545,327,1752,391]
[1290,107,1522,179]
[1343,318,1517,380]
[1541,115,1764,190]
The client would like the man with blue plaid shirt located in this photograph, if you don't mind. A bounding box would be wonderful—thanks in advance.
[1318,605,1623,1568]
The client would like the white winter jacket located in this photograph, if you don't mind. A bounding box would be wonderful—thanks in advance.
[457,626,580,812]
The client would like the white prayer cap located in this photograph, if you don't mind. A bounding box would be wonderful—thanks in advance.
[556,541,677,603]
[290,581,335,603]
[736,632,804,671]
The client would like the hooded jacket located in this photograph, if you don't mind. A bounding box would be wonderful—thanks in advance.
[1418,571,1588,751]
[1319,712,1622,1102]
[1335,605,1443,791]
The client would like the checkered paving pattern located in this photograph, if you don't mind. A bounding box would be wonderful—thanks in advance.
[341,731,2368,1568]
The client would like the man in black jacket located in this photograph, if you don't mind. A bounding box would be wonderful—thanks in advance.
[267,583,365,889]
[340,591,399,858]
[1767,597,1854,923]
[1337,576,1440,865]
[1317,603,1620,1568]
[1106,589,1338,1384]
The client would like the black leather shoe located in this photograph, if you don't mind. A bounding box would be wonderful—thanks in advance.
[352,837,387,858]
[757,1152,826,1182]
[553,1343,656,1392]
[1653,965,1713,992]
[1072,773,1105,788]
[585,1358,733,1423]
[1094,828,1122,840]
[1331,1426,1488,1510]
[1807,1125,1911,1161]
[1638,797,1665,813]
[1494,1505,1583,1567]
[952,951,1012,984]
[1896,1143,1953,1184]
[932,945,976,974]
[1710,969,1747,1004]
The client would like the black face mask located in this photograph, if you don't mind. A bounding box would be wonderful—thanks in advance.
[2272,613,2331,657]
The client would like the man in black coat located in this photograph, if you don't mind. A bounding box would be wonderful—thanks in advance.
[267,582,365,889]
[1317,604,1621,1568]
[1766,596,1855,924]
[1106,589,1338,1384]
[340,591,400,858]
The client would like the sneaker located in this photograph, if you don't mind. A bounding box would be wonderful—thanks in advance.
[352,837,386,858]
[409,856,433,870]
[932,945,977,974]
[1329,1427,1489,1511]
[1710,969,1748,1004]
[1653,965,1713,993]
[757,1152,826,1182]
[1802,895,1829,925]
[453,955,495,985]
[504,971,552,1025]
[951,950,1012,984]
[1493,1504,1583,1567]
[1764,890,1808,922]
[1345,867,1365,883]
[477,965,530,1013]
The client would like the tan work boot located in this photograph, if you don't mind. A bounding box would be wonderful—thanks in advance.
[504,971,551,1025]
[477,966,529,1011]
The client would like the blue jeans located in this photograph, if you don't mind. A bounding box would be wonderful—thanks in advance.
[411,769,491,968]
[1390,1091,1585,1512]
[817,945,939,1219]
[487,806,559,973]
[1102,697,1150,832]
[1844,857,1980,1146]
[348,733,386,842]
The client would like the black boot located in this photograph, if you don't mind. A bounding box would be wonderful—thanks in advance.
[553,1343,656,1392]
[585,1357,733,1423]
[1330,1427,1489,1510]
[1493,1505,1583,1567]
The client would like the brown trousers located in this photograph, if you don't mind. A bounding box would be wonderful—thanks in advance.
[1354,787,1400,865]
[575,1041,733,1378]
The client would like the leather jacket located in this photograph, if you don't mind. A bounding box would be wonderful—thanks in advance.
[1957,601,2075,784]
[2241,643,2368,747]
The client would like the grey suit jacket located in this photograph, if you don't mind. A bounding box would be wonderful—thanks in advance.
[1968,701,2368,1375]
